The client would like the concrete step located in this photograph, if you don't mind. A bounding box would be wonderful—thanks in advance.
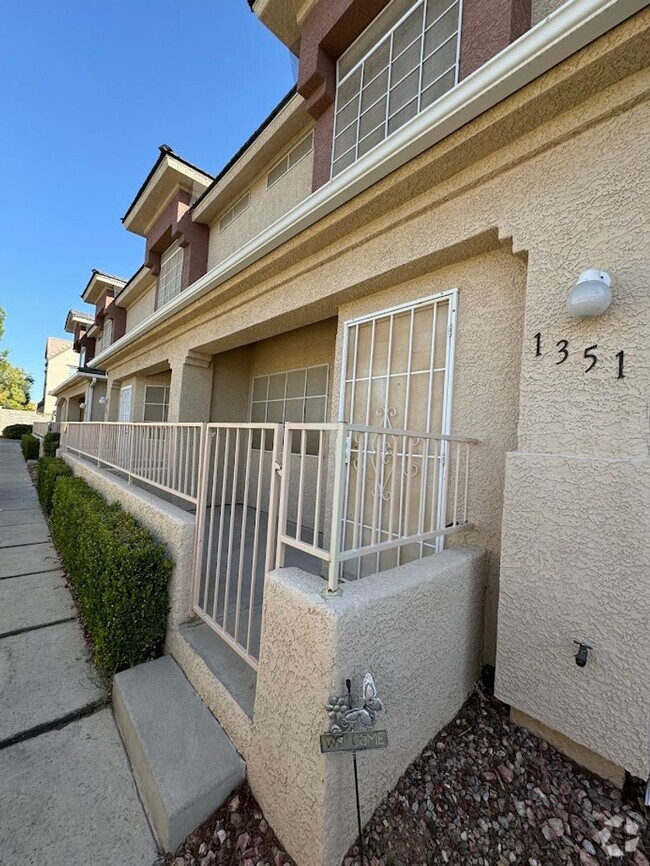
[113,655,245,852]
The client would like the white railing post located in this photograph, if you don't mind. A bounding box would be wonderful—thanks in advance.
[96,423,104,468]
[327,422,348,594]
[127,427,135,485]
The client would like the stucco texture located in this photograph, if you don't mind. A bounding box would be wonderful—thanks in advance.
[207,133,314,271]
[249,546,486,866]
[95,19,649,780]
[496,453,650,779]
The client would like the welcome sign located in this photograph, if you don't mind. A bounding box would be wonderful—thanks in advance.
[320,728,388,753]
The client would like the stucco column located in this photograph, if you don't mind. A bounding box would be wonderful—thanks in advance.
[168,350,213,422]
[105,382,122,422]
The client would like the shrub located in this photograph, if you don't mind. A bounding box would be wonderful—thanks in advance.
[3,423,33,439]
[51,475,172,673]
[42,431,60,457]
[37,457,73,515]
[20,433,39,461]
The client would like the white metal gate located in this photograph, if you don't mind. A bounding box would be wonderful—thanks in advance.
[339,290,458,574]
[193,423,282,668]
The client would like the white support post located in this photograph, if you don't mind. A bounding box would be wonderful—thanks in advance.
[97,424,104,468]
[327,422,349,595]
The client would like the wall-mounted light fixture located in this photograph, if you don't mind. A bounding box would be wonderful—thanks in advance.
[79,401,86,409]
[566,269,612,318]
[573,640,593,667]
[98,396,107,405]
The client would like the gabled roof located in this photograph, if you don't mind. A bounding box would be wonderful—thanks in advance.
[122,145,214,237]
[65,309,95,334]
[81,269,127,304]
[45,337,73,359]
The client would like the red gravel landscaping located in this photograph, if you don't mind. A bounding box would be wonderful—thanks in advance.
[166,689,648,866]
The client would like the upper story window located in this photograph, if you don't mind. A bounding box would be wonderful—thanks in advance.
[267,133,314,189]
[96,333,103,355]
[219,191,251,232]
[79,348,86,367]
[157,241,184,308]
[103,317,113,348]
[332,0,461,176]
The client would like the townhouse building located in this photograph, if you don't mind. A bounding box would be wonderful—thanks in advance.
[47,0,649,863]
[37,330,87,418]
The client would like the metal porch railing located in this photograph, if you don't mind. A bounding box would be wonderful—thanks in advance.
[61,421,203,504]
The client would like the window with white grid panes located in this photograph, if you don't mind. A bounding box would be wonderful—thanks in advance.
[219,191,251,232]
[103,317,113,348]
[143,386,170,423]
[267,133,314,189]
[250,364,329,451]
[157,242,184,309]
[332,0,461,176]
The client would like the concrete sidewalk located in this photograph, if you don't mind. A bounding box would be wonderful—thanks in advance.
[0,439,157,865]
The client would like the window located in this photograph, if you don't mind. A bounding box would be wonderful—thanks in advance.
[332,0,461,176]
[219,191,250,232]
[143,386,170,422]
[96,333,103,355]
[103,317,113,348]
[79,348,86,368]
[250,364,329,451]
[157,242,184,308]
[267,133,314,189]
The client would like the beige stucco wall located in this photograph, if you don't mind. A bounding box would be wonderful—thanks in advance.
[207,132,314,270]
[44,346,79,417]
[531,0,566,24]
[125,285,157,333]
[496,453,650,779]
[249,547,486,866]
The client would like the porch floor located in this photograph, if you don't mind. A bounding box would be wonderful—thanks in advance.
[196,503,323,664]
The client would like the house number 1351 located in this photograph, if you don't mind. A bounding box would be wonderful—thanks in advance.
[533,333,625,378]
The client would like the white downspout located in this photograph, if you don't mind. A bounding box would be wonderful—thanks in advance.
[87,377,97,421]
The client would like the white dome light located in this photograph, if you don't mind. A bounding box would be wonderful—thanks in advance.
[566,269,612,318]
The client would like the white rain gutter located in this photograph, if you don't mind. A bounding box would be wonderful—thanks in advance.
[92,0,644,369]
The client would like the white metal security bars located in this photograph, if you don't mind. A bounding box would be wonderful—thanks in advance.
[193,424,282,668]
[62,421,203,503]
[332,0,462,176]
[276,422,477,592]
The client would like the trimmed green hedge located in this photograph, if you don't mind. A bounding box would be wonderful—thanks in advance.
[43,431,60,457]
[37,457,73,515]
[3,423,33,440]
[20,433,39,461]
[51,475,172,673]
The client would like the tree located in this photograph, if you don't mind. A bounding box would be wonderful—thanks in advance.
[0,307,35,410]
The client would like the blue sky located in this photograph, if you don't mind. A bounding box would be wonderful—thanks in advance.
[0,0,294,403]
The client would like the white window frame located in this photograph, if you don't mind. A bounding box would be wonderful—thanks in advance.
[250,363,329,452]
[331,0,462,177]
[218,191,251,233]
[157,241,184,309]
[103,317,113,348]
[143,385,170,423]
[266,132,314,190]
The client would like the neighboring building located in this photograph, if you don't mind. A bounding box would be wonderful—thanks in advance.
[48,301,114,421]
[37,335,83,418]
[53,1,649,863]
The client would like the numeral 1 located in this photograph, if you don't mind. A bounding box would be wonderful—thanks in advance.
[534,332,542,357]
[616,350,625,379]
